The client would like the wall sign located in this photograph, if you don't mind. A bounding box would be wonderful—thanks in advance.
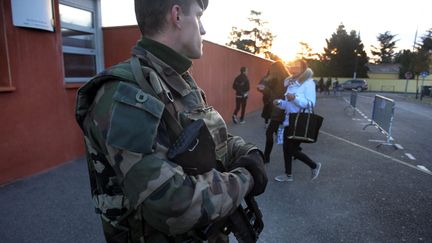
[11,0,54,32]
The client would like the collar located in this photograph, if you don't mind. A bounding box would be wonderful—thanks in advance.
[138,37,192,75]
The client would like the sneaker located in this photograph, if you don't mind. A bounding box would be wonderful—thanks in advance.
[311,162,322,180]
[239,120,246,124]
[232,114,238,124]
[275,174,294,182]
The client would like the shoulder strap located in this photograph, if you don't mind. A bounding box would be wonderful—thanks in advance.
[130,56,183,141]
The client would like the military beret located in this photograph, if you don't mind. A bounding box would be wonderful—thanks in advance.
[197,0,208,10]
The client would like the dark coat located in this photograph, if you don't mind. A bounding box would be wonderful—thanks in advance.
[263,77,285,122]
[232,73,250,97]
[257,77,272,120]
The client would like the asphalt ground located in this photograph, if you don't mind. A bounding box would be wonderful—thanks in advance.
[0,91,431,243]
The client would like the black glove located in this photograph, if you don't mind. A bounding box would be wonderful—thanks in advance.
[229,150,268,196]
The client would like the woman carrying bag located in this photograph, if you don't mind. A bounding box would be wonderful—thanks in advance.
[273,59,322,182]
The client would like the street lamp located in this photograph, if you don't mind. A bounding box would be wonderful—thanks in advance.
[353,52,361,79]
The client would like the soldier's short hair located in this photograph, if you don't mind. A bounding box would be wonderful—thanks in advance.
[240,67,247,73]
[135,0,207,37]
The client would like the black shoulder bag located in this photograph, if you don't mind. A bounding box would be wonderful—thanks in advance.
[286,102,324,143]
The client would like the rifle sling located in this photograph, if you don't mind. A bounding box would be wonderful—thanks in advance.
[130,56,183,143]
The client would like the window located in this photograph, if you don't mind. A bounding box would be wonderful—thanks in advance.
[60,1,103,83]
[0,1,14,91]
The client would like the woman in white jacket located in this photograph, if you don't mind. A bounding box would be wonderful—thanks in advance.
[273,60,321,182]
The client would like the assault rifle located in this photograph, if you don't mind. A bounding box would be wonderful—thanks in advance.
[167,119,264,242]
[228,196,264,242]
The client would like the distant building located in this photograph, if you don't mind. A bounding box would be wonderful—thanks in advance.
[367,64,400,80]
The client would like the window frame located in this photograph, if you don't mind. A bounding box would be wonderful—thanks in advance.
[0,1,14,92]
[60,0,103,83]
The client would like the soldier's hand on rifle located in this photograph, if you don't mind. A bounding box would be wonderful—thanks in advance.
[229,151,268,196]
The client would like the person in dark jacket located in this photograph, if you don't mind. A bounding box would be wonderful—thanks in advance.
[257,71,272,125]
[325,77,332,95]
[263,61,290,163]
[232,66,250,124]
[318,77,324,93]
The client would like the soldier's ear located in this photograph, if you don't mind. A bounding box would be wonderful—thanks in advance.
[171,5,182,27]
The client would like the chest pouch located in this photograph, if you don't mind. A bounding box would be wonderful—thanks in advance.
[179,106,228,165]
[167,119,223,175]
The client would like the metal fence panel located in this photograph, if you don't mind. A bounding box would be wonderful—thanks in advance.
[350,90,358,108]
[364,95,396,148]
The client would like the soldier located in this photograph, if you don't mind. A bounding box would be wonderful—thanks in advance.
[75,0,267,242]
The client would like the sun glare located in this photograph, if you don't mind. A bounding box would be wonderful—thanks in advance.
[271,44,318,63]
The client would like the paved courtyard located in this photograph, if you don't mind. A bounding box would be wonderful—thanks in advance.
[1,92,431,242]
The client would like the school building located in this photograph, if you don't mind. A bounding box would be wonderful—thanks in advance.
[0,0,271,185]
[1,0,430,185]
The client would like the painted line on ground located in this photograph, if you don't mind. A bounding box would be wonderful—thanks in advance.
[417,165,431,173]
[405,153,416,160]
[395,144,404,150]
[320,130,432,176]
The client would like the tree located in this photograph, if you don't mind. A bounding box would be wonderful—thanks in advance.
[395,49,415,79]
[395,29,432,96]
[396,28,432,79]
[371,31,398,64]
[420,28,432,51]
[296,42,326,77]
[296,42,321,60]
[323,24,369,78]
[226,10,276,58]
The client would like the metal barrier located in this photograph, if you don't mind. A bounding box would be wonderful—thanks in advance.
[420,85,432,100]
[363,95,397,148]
[344,89,358,115]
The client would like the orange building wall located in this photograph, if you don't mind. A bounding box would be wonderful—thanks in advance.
[102,26,273,121]
[0,0,84,184]
[0,13,272,185]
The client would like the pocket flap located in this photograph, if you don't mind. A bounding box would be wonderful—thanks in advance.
[107,82,165,153]
[113,82,164,119]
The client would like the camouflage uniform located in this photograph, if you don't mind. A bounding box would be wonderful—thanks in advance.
[75,37,260,242]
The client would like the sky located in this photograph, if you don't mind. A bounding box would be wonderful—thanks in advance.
[101,0,432,62]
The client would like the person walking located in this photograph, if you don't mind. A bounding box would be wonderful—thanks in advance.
[232,66,250,124]
[318,77,324,93]
[325,77,332,95]
[74,1,267,242]
[333,78,339,95]
[257,71,272,126]
[273,59,322,182]
[262,61,290,163]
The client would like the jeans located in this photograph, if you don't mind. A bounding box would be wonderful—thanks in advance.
[233,97,247,120]
[263,120,281,162]
[282,127,317,174]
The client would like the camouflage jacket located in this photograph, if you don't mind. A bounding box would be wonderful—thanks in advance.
[75,41,258,242]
